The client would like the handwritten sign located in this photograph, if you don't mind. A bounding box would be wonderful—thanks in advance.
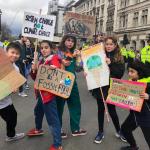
[0,49,26,100]
[22,12,56,41]
[106,78,147,112]
[34,65,75,98]
[81,44,110,90]
[64,12,96,38]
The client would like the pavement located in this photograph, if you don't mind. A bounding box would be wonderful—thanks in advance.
[0,72,149,150]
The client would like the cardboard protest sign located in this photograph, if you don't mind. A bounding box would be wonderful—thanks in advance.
[106,78,147,112]
[64,12,96,39]
[81,44,110,90]
[34,65,75,98]
[0,49,26,100]
[22,12,56,41]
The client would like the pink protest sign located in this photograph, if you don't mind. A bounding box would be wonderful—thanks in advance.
[106,78,147,112]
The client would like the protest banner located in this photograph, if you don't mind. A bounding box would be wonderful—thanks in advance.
[34,65,75,99]
[0,49,26,100]
[106,78,147,112]
[81,44,110,90]
[22,12,56,41]
[64,12,96,39]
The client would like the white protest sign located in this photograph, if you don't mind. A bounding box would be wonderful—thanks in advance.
[81,44,110,90]
[22,12,56,41]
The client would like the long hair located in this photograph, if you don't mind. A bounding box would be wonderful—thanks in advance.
[104,36,124,63]
[59,34,77,53]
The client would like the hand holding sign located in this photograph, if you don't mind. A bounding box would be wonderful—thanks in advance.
[106,78,147,112]
[0,49,26,100]
[34,65,75,98]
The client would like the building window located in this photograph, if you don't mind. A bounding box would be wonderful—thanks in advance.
[120,0,129,8]
[108,0,114,6]
[142,9,148,25]
[101,5,104,17]
[133,12,139,26]
[119,13,128,28]
[100,20,104,31]
[135,0,140,4]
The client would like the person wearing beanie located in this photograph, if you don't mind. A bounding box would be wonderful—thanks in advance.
[120,60,150,150]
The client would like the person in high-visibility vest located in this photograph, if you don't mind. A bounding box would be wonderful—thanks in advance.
[127,47,136,65]
[120,60,150,150]
[120,47,128,62]
[141,39,150,63]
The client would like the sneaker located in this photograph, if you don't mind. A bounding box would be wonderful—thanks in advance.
[120,146,139,150]
[61,130,67,139]
[6,133,25,142]
[27,129,44,136]
[49,145,63,150]
[25,84,30,90]
[72,129,87,137]
[18,92,28,97]
[94,132,104,144]
[115,130,127,142]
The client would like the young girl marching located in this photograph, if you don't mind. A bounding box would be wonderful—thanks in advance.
[28,40,62,150]
[56,34,87,138]
[92,37,126,144]
[120,60,150,150]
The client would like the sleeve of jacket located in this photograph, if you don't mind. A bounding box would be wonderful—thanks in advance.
[109,62,125,79]
[51,55,61,69]
[30,70,37,81]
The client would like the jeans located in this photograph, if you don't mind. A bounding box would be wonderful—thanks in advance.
[16,62,25,93]
[34,95,62,148]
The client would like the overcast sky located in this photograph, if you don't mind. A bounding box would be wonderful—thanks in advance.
[0,0,70,35]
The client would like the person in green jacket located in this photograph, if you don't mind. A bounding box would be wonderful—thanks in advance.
[57,34,87,139]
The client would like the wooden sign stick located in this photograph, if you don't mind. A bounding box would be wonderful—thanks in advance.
[100,87,110,122]
[33,9,42,65]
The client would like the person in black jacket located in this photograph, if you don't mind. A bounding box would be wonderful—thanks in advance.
[24,38,34,89]
[15,35,28,97]
[120,60,150,150]
[93,36,126,144]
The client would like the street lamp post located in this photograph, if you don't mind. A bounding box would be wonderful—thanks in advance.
[94,10,99,43]
[0,9,2,40]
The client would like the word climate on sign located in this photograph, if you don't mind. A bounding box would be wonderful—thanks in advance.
[34,65,75,99]
[22,12,56,41]
[106,78,147,112]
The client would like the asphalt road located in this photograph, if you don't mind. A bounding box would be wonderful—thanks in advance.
[0,71,149,150]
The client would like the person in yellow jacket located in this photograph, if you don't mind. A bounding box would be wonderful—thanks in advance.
[141,39,150,64]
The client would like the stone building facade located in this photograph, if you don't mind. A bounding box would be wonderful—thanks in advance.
[72,0,150,49]
[114,0,150,50]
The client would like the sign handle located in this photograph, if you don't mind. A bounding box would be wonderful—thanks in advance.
[100,87,110,122]
[33,9,42,67]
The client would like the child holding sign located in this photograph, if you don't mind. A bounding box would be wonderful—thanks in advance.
[120,60,150,150]
[57,34,87,138]
[28,40,62,150]
[0,43,25,142]
[91,37,126,144]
